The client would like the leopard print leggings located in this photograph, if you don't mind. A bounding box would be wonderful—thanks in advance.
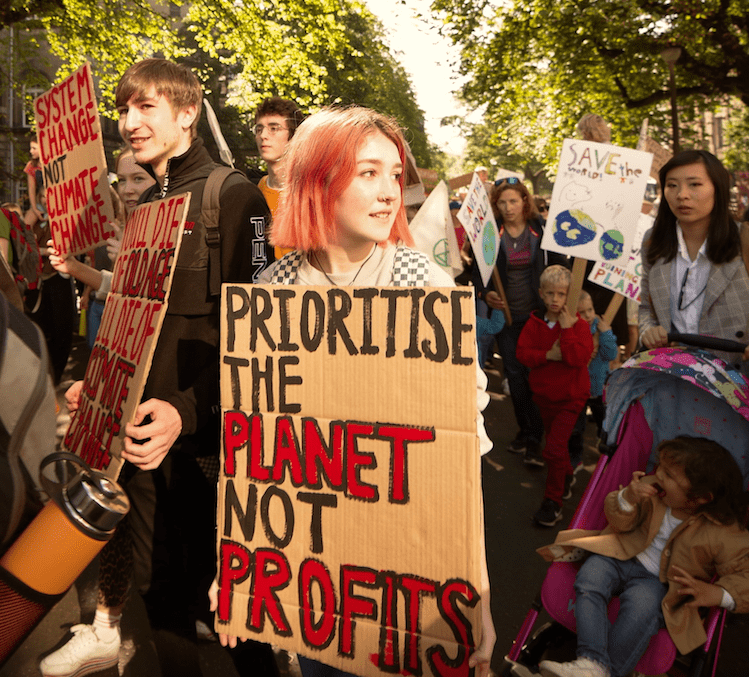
[97,515,133,608]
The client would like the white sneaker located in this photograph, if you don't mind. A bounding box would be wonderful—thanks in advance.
[40,624,120,677]
[539,656,610,677]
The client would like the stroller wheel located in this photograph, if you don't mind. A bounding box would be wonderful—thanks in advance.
[518,621,576,670]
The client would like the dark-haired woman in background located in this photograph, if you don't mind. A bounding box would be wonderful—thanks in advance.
[639,150,749,370]
[482,178,551,465]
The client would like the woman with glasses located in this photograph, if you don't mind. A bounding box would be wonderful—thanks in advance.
[481,177,551,465]
[639,150,749,369]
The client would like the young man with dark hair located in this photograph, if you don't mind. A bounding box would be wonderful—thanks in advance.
[40,59,277,677]
[253,96,303,258]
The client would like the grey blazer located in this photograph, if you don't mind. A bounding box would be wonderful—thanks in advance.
[639,228,749,369]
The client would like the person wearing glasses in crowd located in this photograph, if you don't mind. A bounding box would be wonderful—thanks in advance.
[253,97,305,259]
[640,150,749,371]
[481,176,560,466]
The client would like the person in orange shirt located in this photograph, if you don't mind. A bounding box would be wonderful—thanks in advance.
[253,97,304,259]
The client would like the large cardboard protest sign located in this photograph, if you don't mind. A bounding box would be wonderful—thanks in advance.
[217,285,484,677]
[457,173,500,286]
[63,193,190,478]
[33,62,116,256]
[643,138,671,179]
[587,212,654,304]
[543,139,652,264]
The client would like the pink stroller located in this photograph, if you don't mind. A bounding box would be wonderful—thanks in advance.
[501,342,749,677]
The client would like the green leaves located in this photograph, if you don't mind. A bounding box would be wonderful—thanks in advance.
[434,0,749,174]
[4,0,436,170]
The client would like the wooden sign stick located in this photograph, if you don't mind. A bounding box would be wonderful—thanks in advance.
[491,267,513,326]
[566,257,587,314]
[602,293,625,326]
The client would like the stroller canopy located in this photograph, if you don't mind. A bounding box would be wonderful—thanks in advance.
[604,347,749,484]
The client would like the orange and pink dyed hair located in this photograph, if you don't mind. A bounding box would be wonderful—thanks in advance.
[271,106,413,252]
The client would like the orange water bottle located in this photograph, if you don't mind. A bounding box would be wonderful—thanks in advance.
[0,453,129,664]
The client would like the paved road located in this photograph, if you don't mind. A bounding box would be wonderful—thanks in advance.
[2,338,747,676]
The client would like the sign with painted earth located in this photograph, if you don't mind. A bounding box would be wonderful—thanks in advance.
[543,139,652,264]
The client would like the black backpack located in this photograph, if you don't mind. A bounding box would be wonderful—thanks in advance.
[3,208,43,314]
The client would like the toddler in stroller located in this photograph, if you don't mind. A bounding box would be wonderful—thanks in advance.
[537,436,749,677]
[502,343,749,677]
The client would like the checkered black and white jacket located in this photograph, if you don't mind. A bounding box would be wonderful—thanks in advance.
[269,246,431,287]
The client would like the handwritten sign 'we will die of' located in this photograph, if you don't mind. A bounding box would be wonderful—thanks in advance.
[63,194,190,479]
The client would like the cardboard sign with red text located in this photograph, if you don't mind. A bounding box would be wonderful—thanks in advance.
[33,62,116,256]
[63,193,190,478]
[217,284,483,677]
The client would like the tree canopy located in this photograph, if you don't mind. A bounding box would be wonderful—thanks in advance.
[2,0,437,169]
[432,0,749,172]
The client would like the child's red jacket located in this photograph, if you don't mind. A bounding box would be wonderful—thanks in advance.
[516,311,594,404]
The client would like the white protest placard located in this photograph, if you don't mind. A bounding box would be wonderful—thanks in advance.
[217,285,484,677]
[33,62,116,256]
[456,173,500,286]
[588,212,653,303]
[62,193,190,479]
[543,139,652,264]
[409,180,462,278]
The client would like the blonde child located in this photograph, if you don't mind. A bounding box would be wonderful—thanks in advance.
[517,265,594,526]
[568,291,618,473]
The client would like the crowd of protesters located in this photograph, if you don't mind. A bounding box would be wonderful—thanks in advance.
[2,58,749,677]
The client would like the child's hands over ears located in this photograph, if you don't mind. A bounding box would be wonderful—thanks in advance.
[558,305,575,328]
[669,565,725,609]
[546,340,562,361]
[623,470,657,504]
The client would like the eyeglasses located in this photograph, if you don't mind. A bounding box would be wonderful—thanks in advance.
[494,177,520,186]
[678,267,707,311]
[538,205,549,213]
[252,123,289,136]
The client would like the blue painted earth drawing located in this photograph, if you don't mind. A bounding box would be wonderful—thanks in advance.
[482,222,497,265]
[599,229,625,260]
[553,209,597,247]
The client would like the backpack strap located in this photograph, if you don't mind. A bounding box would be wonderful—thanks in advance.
[270,250,305,284]
[0,256,23,312]
[392,246,430,287]
[203,166,246,296]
